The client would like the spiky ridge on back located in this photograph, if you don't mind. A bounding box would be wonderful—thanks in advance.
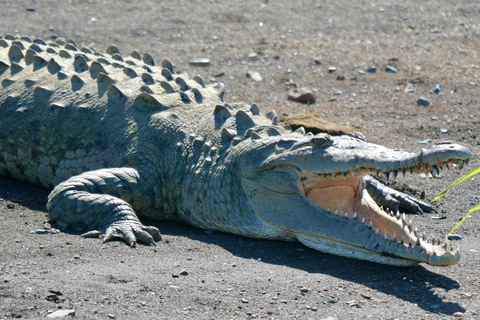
[0,34,233,188]
[0,34,298,191]
[0,34,225,112]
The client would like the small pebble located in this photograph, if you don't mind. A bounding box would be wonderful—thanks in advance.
[358,70,366,74]
[404,83,414,93]
[179,270,189,276]
[31,229,50,235]
[247,52,258,59]
[287,90,316,104]
[189,58,210,67]
[47,309,75,318]
[246,70,263,82]
[440,128,448,133]
[417,139,432,144]
[417,97,430,106]
[448,234,462,240]
[328,66,337,73]
[367,67,377,73]
[385,66,397,73]
[453,312,465,318]
[300,287,310,293]
[434,82,442,94]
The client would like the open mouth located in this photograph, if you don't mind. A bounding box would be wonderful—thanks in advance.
[299,158,468,266]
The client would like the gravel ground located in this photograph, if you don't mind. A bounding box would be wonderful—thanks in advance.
[1,0,480,319]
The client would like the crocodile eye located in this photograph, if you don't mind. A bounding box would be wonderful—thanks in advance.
[310,133,333,147]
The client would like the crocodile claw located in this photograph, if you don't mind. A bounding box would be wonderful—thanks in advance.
[82,222,162,246]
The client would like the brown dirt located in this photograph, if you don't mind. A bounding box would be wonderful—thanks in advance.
[1,0,479,319]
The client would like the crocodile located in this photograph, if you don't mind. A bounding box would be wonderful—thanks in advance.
[0,35,472,267]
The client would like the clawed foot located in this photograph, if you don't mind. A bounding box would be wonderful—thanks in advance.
[81,222,162,247]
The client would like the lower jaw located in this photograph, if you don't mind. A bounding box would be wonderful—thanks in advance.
[297,234,421,266]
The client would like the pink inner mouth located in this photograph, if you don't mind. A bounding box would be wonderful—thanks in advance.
[302,173,413,244]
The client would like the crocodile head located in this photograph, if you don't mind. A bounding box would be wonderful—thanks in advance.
[238,129,471,267]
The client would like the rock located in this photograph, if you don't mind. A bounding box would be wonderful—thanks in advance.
[31,229,50,234]
[179,270,189,276]
[300,287,310,293]
[313,58,321,65]
[189,58,210,67]
[448,234,462,240]
[247,52,258,59]
[358,70,366,75]
[287,89,316,104]
[328,66,336,73]
[367,67,377,73]
[440,128,448,133]
[246,70,263,82]
[453,312,465,318]
[283,112,355,135]
[417,97,430,106]
[404,83,414,93]
[336,75,345,80]
[47,309,75,318]
[434,82,442,94]
[417,139,432,144]
[385,65,397,73]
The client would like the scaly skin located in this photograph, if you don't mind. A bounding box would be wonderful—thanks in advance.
[0,35,472,266]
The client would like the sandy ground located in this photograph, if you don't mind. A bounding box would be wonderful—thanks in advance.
[1,0,480,319]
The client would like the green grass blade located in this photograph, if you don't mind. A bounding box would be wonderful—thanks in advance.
[432,167,480,202]
[449,204,480,234]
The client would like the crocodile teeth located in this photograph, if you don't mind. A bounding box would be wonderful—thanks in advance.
[443,162,449,171]
[445,235,452,253]
[350,170,355,177]
[342,172,347,180]
[352,212,357,219]
[391,170,398,181]
[332,172,336,179]
[431,165,439,178]
[402,213,407,223]
[368,222,372,228]
[344,212,348,218]
[361,217,365,224]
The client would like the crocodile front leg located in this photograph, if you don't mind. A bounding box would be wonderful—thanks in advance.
[362,175,434,214]
[47,168,162,246]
